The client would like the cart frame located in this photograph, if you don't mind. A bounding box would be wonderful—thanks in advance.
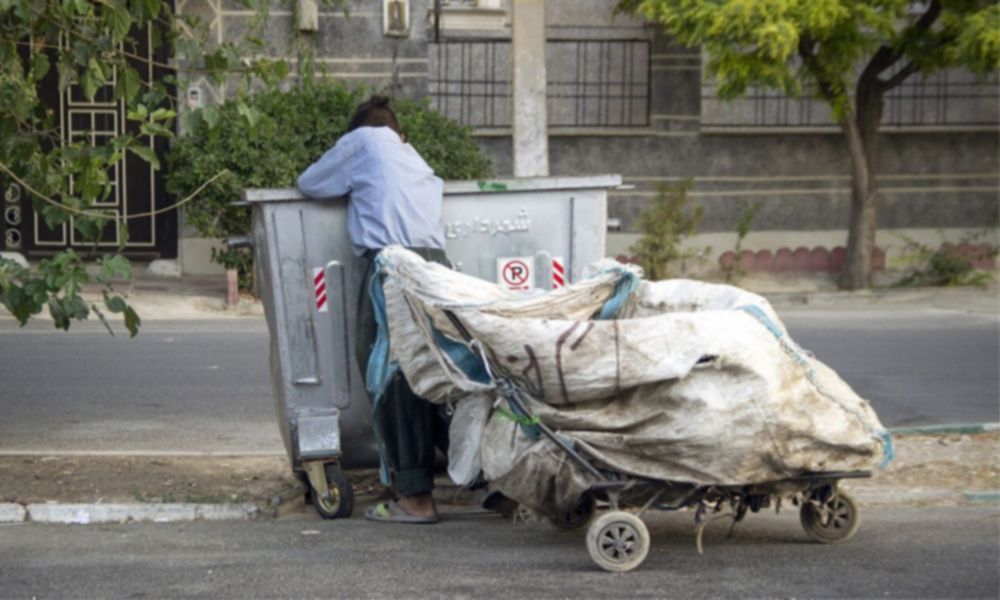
[443,309,870,572]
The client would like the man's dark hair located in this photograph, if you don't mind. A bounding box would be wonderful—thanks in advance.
[347,96,401,134]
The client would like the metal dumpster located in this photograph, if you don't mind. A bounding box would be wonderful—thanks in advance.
[240,175,621,518]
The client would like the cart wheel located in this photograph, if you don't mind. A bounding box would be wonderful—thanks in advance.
[586,511,650,572]
[800,489,860,544]
[311,464,354,520]
[550,493,597,531]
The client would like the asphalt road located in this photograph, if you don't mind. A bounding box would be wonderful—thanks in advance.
[0,306,997,453]
[781,308,1000,427]
[0,319,283,454]
[0,506,997,598]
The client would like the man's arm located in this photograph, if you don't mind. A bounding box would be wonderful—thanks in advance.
[297,136,354,198]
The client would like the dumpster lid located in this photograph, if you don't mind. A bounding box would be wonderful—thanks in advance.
[240,175,623,203]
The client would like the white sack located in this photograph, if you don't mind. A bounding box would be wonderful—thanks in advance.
[446,394,493,486]
[372,247,890,513]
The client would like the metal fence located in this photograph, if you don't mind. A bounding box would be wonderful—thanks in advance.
[428,39,650,128]
[702,66,999,129]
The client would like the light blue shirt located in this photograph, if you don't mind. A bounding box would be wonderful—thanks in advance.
[297,126,446,256]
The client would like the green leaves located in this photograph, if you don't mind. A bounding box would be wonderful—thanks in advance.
[130,144,160,169]
[93,253,133,286]
[202,105,222,129]
[0,257,40,324]
[628,179,704,281]
[180,108,203,135]
[104,5,133,43]
[72,212,110,242]
[948,4,1000,76]
[30,53,50,81]
[56,53,75,92]
[123,304,141,337]
[129,105,175,140]
[0,252,140,334]
[77,68,98,100]
[175,37,204,69]
[151,108,176,122]
[235,100,261,138]
[116,67,142,103]
[127,104,149,121]
[133,0,162,24]
[102,290,141,337]
[38,250,90,300]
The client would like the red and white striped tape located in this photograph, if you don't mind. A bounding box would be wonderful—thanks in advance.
[552,257,565,289]
[313,267,328,313]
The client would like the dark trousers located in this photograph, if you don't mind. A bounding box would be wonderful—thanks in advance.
[356,248,451,497]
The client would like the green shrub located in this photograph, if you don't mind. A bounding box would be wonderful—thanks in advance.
[628,179,704,281]
[165,82,493,291]
[722,200,762,283]
[894,229,998,288]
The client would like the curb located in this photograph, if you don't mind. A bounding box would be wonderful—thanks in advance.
[764,286,998,305]
[850,490,961,506]
[888,423,999,436]
[964,492,1000,504]
[0,503,261,524]
[0,503,27,523]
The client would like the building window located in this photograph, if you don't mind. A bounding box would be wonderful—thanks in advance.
[428,39,650,129]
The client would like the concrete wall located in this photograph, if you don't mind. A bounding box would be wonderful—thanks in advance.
[472,132,999,228]
[562,132,998,233]
[473,129,999,271]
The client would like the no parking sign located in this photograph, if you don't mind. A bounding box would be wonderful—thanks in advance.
[497,257,534,291]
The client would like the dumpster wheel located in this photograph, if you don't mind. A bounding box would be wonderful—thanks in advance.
[308,463,354,520]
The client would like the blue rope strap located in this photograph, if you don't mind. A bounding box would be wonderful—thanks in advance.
[593,265,641,320]
[365,255,397,485]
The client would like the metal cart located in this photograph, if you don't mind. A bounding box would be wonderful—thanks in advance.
[234,176,621,518]
[444,309,870,573]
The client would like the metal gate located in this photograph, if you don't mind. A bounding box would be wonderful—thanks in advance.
[2,29,177,260]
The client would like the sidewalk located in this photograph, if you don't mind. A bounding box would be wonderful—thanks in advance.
[116,270,1000,318]
[1,265,263,321]
[3,266,996,322]
[762,281,1000,315]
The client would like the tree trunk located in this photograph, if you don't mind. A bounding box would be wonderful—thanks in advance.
[838,86,883,290]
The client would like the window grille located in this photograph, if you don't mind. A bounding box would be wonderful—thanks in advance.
[428,39,651,128]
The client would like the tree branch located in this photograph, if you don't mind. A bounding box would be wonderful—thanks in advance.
[878,60,921,92]
[798,35,837,104]
[17,40,215,74]
[861,0,942,83]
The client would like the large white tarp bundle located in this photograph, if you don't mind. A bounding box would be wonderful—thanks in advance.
[373,247,891,513]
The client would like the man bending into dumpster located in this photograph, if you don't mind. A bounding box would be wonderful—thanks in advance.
[298,96,450,524]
